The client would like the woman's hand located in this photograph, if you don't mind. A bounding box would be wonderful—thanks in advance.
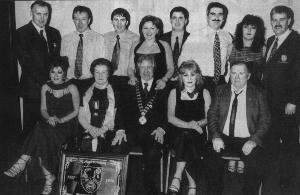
[112,130,127,146]
[188,120,203,134]
[155,79,166,90]
[128,76,137,86]
[47,116,59,127]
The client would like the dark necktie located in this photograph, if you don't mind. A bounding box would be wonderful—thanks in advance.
[111,35,120,71]
[213,32,221,84]
[268,37,278,61]
[74,34,83,79]
[172,36,180,77]
[39,30,48,50]
[143,82,149,98]
[229,90,243,137]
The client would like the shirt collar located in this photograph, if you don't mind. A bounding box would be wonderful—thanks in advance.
[276,29,291,42]
[31,21,45,33]
[114,29,128,39]
[231,84,247,94]
[141,78,154,88]
[206,25,220,35]
[172,31,184,38]
[76,29,90,37]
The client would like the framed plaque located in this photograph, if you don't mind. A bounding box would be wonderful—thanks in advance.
[57,152,128,195]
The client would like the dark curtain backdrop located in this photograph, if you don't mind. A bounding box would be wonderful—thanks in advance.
[0,1,21,142]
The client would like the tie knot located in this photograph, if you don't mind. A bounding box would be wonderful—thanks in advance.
[144,82,148,88]
[234,90,243,98]
[176,36,179,41]
[79,34,83,38]
[116,35,120,40]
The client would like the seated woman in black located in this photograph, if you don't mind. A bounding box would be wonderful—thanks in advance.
[78,58,126,154]
[4,57,80,195]
[167,60,211,195]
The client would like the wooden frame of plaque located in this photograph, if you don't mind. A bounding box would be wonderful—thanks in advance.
[57,152,128,195]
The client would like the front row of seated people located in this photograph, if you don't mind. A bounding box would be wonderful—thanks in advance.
[4,55,269,195]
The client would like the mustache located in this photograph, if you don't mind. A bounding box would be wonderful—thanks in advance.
[275,25,282,28]
[212,19,221,22]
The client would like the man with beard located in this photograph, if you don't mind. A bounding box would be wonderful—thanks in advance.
[179,2,232,96]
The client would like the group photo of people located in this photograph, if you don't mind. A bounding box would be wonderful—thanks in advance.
[0,0,300,195]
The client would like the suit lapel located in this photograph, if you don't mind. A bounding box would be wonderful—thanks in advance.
[246,85,254,129]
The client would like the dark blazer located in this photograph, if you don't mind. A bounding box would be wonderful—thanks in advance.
[122,79,167,134]
[160,30,190,53]
[208,83,270,146]
[263,30,300,108]
[16,22,61,99]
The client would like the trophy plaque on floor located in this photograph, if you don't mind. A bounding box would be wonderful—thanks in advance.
[58,152,128,195]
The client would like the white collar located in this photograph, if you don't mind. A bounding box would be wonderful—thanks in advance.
[141,78,154,88]
[276,29,291,42]
[231,84,247,94]
[32,21,45,33]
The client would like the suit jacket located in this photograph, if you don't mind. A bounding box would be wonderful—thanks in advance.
[122,79,167,134]
[208,83,270,146]
[17,22,61,99]
[160,30,190,54]
[263,30,300,109]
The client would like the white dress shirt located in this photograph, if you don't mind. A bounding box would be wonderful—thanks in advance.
[266,29,291,61]
[223,85,250,138]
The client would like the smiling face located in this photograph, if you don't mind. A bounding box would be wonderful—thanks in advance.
[73,11,90,33]
[142,21,159,41]
[31,5,49,28]
[230,63,250,90]
[94,65,109,86]
[112,15,128,34]
[138,60,154,81]
[50,66,64,85]
[243,24,257,41]
[207,7,224,30]
[182,69,197,89]
[271,12,290,36]
[170,11,187,32]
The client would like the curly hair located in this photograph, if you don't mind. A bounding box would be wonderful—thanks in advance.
[139,15,164,42]
[234,14,265,52]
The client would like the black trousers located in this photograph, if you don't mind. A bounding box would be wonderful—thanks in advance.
[205,135,264,195]
[203,76,226,98]
[127,129,163,195]
[264,108,299,186]
[22,97,41,140]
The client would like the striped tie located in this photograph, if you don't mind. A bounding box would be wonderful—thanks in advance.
[213,32,221,84]
[74,34,83,79]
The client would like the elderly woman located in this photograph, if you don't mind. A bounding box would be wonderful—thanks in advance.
[167,60,211,195]
[229,14,266,87]
[78,58,126,154]
[4,57,80,195]
[128,15,174,90]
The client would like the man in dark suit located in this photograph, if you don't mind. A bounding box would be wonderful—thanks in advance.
[263,5,300,189]
[16,0,61,138]
[160,6,190,81]
[206,62,270,195]
[115,54,166,195]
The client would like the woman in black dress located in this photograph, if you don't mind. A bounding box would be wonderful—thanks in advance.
[4,57,80,195]
[78,58,127,155]
[167,60,211,195]
[128,15,174,90]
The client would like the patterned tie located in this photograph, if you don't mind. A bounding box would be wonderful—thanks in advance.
[74,34,83,79]
[229,90,243,137]
[111,35,120,71]
[213,32,221,84]
[172,36,180,77]
[268,37,278,61]
[143,82,149,98]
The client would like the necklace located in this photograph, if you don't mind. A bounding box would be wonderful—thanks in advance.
[135,81,157,125]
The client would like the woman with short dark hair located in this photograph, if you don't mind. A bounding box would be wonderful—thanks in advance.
[4,56,80,195]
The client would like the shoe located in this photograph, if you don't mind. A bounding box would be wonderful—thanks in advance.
[4,156,29,177]
[228,160,236,173]
[188,186,196,195]
[237,160,244,174]
[41,174,55,195]
[168,177,181,194]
